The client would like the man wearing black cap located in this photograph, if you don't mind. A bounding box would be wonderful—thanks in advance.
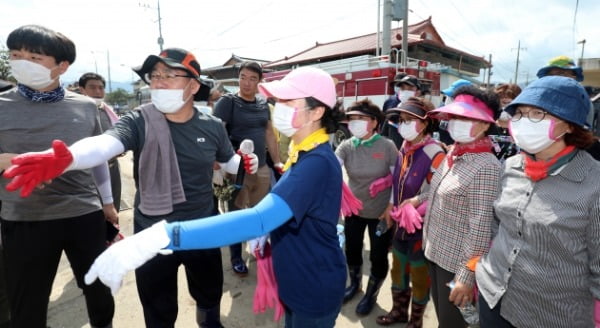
[2,47,259,328]
[381,75,421,148]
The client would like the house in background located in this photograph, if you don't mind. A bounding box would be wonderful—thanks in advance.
[265,17,490,91]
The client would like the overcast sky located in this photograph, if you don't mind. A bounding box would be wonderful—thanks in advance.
[1,0,597,86]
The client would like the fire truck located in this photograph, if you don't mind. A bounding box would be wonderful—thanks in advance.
[263,54,442,146]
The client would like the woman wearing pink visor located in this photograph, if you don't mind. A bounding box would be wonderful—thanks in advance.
[403,86,502,327]
[68,66,346,327]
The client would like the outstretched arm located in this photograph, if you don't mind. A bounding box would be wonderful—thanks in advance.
[166,193,292,250]
[3,135,125,197]
[85,193,293,294]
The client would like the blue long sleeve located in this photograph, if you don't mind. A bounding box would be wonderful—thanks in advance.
[164,193,293,251]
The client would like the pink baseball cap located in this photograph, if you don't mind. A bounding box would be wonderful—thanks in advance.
[258,67,336,108]
[429,94,495,123]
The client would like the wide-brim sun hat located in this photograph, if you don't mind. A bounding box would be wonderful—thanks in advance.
[504,75,590,128]
[258,67,336,108]
[133,48,213,101]
[429,93,496,123]
[386,99,429,120]
[536,55,584,82]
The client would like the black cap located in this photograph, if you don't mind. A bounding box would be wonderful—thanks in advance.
[393,72,407,83]
[345,101,385,125]
[133,48,213,101]
[397,75,420,90]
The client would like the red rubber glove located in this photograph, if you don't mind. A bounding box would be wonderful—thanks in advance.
[242,153,258,174]
[3,140,73,197]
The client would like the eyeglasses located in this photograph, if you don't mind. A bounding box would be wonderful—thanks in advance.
[145,71,193,82]
[511,108,547,123]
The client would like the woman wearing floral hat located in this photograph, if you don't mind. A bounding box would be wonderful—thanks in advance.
[403,86,502,327]
[375,97,445,327]
[335,99,398,315]
[476,76,600,328]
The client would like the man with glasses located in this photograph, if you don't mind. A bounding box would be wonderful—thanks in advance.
[3,48,259,328]
[213,61,282,276]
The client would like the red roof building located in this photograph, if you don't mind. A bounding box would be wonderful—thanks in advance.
[265,17,489,78]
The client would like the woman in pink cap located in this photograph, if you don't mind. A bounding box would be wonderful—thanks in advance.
[16,66,348,328]
[403,86,502,327]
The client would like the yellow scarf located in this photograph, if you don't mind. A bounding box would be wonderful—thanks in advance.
[283,128,330,171]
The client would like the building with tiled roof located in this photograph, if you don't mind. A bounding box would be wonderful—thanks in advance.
[266,17,489,79]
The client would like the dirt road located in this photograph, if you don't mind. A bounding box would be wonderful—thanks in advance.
[47,154,438,327]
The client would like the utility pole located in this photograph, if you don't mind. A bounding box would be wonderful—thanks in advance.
[157,0,164,51]
[381,0,392,57]
[107,50,112,93]
[140,0,164,52]
[577,39,586,60]
[487,54,492,87]
[376,0,380,56]
[512,40,526,84]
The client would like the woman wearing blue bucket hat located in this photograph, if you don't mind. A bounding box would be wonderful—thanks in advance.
[476,76,600,327]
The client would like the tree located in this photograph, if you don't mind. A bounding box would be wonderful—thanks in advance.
[105,88,131,106]
[0,46,15,82]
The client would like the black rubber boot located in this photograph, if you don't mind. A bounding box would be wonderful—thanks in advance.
[196,305,224,328]
[343,265,362,303]
[355,275,384,316]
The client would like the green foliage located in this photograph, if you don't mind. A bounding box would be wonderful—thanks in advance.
[105,88,131,106]
[0,46,16,82]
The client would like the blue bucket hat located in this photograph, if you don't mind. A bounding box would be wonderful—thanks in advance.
[441,79,472,97]
[536,55,584,82]
[504,76,590,128]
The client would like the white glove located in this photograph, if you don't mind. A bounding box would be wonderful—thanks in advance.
[248,235,268,257]
[84,220,171,295]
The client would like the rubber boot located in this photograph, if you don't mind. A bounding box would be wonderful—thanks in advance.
[343,265,362,303]
[376,288,411,325]
[355,275,384,316]
[196,305,224,328]
[407,302,427,328]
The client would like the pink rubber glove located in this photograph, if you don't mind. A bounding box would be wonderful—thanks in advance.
[253,242,284,321]
[369,174,393,198]
[3,140,73,197]
[416,201,428,217]
[391,203,423,234]
[389,205,403,224]
[594,299,600,327]
[341,181,363,217]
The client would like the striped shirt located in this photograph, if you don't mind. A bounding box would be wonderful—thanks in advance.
[476,150,600,328]
[422,151,501,286]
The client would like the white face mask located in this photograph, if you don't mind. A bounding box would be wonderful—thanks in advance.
[9,59,58,90]
[393,86,400,94]
[448,119,478,143]
[151,83,192,114]
[348,120,369,139]
[398,120,421,141]
[93,98,104,107]
[509,119,564,154]
[272,102,306,137]
[398,90,415,103]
